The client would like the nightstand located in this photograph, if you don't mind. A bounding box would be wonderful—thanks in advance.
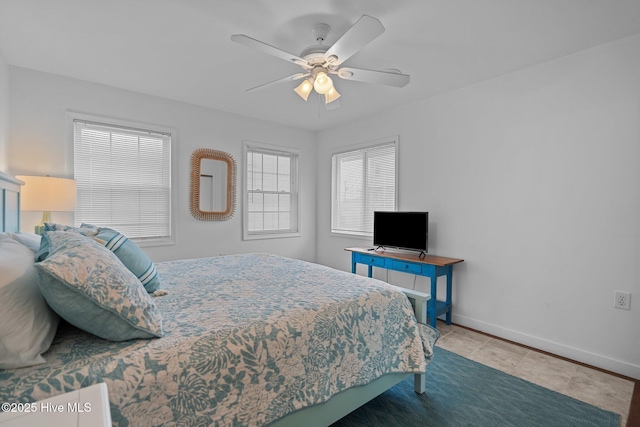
[0,383,111,427]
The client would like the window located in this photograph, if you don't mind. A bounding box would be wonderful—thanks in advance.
[243,142,299,239]
[72,115,174,245]
[331,138,397,237]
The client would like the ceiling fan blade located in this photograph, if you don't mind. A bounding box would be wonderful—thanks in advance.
[231,34,309,68]
[335,67,410,87]
[323,15,385,66]
[246,72,309,92]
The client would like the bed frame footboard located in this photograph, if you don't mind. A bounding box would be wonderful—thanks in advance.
[399,288,431,395]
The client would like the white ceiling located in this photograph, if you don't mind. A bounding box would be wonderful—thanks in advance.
[1,0,640,131]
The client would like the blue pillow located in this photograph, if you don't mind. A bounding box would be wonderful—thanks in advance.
[90,227,161,293]
[35,231,163,341]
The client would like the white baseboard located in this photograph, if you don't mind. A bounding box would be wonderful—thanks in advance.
[451,314,640,380]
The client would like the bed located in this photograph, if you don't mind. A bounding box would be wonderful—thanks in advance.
[0,173,439,426]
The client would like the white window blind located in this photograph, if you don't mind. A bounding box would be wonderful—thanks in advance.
[331,140,397,236]
[73,119,172,242]
[244,144,299,238]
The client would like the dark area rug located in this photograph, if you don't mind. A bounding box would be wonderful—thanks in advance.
[331,347,620,427]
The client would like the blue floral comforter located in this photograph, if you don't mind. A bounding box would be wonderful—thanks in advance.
[0,253,438,426]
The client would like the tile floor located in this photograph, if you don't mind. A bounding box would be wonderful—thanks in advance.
[434,321,635,427]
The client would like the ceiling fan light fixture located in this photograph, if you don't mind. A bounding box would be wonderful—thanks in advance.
[324,86,341,104]
[232,15,408,108]
[313,71,333,94]
[294,78,313,101]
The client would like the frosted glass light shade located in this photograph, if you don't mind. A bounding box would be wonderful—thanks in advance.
[294,78,313,101]
[17,176,77,212]
[313,72,333,95]
[324,86,341,104]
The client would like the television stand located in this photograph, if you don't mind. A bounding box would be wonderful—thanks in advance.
[345,247,464,328]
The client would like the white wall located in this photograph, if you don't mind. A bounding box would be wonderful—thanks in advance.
[0,52,9,172]
[5,35,639,378]
[317,35,640,378]
[8,67,317,262]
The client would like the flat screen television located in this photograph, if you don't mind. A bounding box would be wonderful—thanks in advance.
[373,211,428,253]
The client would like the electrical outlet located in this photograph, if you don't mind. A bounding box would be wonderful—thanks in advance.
[614,291,631,310]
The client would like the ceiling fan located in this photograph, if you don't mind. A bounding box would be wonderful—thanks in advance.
[230,15,410,105]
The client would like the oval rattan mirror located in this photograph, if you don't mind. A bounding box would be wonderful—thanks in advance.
[190,148,237,221]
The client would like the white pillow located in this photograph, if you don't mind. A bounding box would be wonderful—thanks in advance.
[2,232,42,253]
[0,235,59,369]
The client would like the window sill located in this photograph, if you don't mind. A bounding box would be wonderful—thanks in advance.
[133,237,176,248]
[243,232,301,241]
[330,230,371,240]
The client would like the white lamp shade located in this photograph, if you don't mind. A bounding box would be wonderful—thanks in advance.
[17,176,77,212]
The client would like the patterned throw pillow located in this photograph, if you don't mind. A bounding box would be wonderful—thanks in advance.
[36,231,163,341]
[44,222,99,235]
[35,223,98,261]
[36,223,161,293]
[89,226,161,293]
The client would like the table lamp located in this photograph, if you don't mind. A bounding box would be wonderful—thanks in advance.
[17,175,77,234]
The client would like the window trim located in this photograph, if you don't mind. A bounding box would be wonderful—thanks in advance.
[68,111,178,247]
[242,141,301,240]
[330,136,399,238]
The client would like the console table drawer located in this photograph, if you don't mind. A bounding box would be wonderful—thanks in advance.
[391,260,422,274]
[354,253,386,268]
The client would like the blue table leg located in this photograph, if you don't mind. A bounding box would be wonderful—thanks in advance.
[446,267,453,325]
[429,274,437,328]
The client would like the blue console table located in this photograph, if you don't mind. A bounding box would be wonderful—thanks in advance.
[345,247,464,328]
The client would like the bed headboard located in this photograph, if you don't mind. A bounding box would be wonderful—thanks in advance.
[0,171,23,232]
